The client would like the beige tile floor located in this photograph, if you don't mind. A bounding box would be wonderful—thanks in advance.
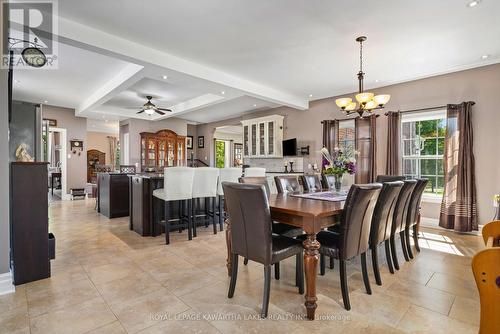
[0,199,484,334]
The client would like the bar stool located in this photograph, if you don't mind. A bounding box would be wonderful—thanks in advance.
[192,167,220,236]
[217,167,243,231]
[244,167,266,177]
[152,167,195,245]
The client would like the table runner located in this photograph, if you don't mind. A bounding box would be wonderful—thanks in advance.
[290,191,347,202]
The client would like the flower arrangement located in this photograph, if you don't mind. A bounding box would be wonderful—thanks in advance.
[320,147,357,176]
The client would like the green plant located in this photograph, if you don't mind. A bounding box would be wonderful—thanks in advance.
[215,140,225,168]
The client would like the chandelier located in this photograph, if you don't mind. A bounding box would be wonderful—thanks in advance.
[335,36,390,118]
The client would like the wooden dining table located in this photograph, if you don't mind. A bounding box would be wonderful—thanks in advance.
[225,192,344,320]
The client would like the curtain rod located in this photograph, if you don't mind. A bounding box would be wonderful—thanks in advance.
[321,114,380,123]
[386,101,476,115]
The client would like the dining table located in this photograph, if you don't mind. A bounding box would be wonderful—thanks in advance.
[224,192,345,321]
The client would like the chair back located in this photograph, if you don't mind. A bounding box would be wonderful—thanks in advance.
[120,165,136,174]
[406,178,429,228]
[376,175,405,183]
[274,175,301,194]
[391,180,417,235]
[369,181,404,247]
[163,167,195,201]
[238,177,270,198]
[217,167,243,196]
[338,183,382,260]
[192,167,220,198]
[244,167,266,177]
[222,182,273,265]
[95,164,112,173]
[301,174,322,192]
[321,174,336,190]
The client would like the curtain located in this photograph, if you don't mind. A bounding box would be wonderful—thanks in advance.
[322,120,339,169]
[108,136,117,170]
[355,115,377,183]
[386,111,401,175]
[439,102,478,232]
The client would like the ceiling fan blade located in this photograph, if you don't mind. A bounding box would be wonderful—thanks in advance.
[155,110,166,115]
[136,109,145,114]
[157,108,172,112]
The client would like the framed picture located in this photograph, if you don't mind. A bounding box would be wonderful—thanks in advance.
[44,118,57,127]
[198,136,204,148]
[186,136,193,149]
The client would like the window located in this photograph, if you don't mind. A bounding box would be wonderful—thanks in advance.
[401,110,446,196]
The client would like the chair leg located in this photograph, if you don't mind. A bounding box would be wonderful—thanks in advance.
[164,201,170,245]
[339,259,351,310]
[400,231,410,262]
[204,198,209,227]
[262,265,271,318]
[228,253,238,298]
[296,253,304,294]
[390,234,400,271]
[192,199,197,237]
[405,228,414,259]
[413,224,420,252]
[178,201,183,233]
[274,262,280,280]
[186,200,192,241]
[329,256,334,269]
[371,246,382,286]
[320,254,326,276]
[218,195,224,232]
[385,240,394,274]
[361,252,372,295]
[243,258,248,265]
[212,197,217,235]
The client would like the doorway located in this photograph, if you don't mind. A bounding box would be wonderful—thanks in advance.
[215,139,231,168]
[43,125,68,201]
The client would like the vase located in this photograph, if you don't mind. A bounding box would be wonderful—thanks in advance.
[334,174,343,193]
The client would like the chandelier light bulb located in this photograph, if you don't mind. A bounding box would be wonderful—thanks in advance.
[355,92,374,104]
[335,97,352,109]
[345,102,357,111]
[364,100,378,110]
[374,94,391,106]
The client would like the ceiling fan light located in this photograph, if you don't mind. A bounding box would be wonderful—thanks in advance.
[335,97,352,109]
[355,92,374,104]
[345,102,357,111]
[144,109,155,115]
[374,94,391,106]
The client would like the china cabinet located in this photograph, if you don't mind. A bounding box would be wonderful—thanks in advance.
[140,130,186,170]
[241,115,283,158]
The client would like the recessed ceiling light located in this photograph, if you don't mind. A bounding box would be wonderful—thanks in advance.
[467,0,480,7]
[253,104,257,107]
[375,79,379,83]
[162,75,168,79]
[481,54,489,60]
[221,91,225,95]
[309,94,313,98]
[105,119,108,123]
[43,100,48,103]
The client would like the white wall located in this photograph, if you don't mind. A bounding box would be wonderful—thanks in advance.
[86,131,118,165]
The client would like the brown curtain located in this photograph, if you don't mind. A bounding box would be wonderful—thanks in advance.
[355,114,377,183]
[439,102,478,232]
[386,111,401,175]
[322,120,339,152]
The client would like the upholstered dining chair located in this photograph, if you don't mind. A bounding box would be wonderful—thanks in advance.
[376,175,405,183]
[390,179,417,269]
[222,182,304,318]
[216,167,243,231]
[405,178,428,258]
[309,183,382,310]
[152,167,195,244]
[300,174,323,192]
[369,181,403,285]
[192,167,220,235]
[244,167,266,177]
[274,175,302,194]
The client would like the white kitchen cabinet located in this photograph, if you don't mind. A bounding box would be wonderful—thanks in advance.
[242,115,284,158]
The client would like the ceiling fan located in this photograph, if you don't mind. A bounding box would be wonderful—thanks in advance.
[136,96,172,115]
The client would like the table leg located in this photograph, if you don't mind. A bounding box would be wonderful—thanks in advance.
[303,233,320,320]
[225,217,232,276]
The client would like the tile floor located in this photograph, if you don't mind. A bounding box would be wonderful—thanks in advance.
[0,199,484,334]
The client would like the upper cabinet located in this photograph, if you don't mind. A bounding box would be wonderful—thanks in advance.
[241,115,284,158]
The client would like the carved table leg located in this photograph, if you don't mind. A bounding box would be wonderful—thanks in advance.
[225,217,232,276]
[303,233,320,320]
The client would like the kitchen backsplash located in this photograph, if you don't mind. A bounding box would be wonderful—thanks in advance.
[244,157,309,173]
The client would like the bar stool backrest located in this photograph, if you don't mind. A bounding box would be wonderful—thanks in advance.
[217,167,243,196]
[163,167,195,201]
[192,167,220,199]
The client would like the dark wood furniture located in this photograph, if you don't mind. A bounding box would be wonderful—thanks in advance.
[10,162,52,285]
[140,129,186,170]
[225,193,343,320]
[129,174,164,236]
[98,173,130,218]
[87,149,106,182]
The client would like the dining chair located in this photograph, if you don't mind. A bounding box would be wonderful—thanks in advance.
[274,175,301,194]
[300,174,323,192]
[192,167,220,235]
[222,182,304,318]
[376,175,405,183]
[369,181,403,285]
[405,178,428,258]
[244,167,266,177]
[312,183,382,310]
[237,176,303,278]
[119,165,136,174]
[152,167,194,244]
[217,167,243,231]
[94,164,113,210]
[390,179,417,269]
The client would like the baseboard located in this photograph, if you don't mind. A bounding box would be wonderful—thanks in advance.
[0,272,15,296]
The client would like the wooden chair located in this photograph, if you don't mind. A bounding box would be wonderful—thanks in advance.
[472,220,500,333]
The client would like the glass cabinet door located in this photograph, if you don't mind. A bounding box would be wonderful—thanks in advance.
[176,139,185,166]
[158,140,166,167]
[259,122,265,156]
[148,139,156,166]
[267,121,274,156]
[167,139,175,167]
[251,124,257,156]
[243,125,249,156]
[141,138,146,167]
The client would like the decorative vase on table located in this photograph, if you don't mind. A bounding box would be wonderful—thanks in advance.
[320,146,357,193]
[334,174,343,193]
